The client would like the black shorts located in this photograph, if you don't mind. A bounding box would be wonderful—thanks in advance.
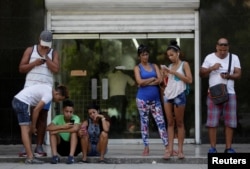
[57,136,82,156]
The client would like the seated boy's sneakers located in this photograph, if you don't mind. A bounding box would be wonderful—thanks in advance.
[66,156,75,164]
[51,155,60,164]
[34,145,47,157]
[25,157,44,164]
[224,148,236,153]
[208,147,217,153]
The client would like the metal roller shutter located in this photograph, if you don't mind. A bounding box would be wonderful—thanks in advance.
[45,0,200,33]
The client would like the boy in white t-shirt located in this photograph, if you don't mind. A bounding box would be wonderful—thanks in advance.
[12,84,68,164]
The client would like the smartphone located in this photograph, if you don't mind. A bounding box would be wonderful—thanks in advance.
[221,72,228,75]
[70,119,75,125]
[41,58,46,63]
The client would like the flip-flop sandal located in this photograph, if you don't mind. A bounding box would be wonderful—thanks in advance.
[178,153,185,159]
[142,148,149,156]
[79,159,89,163]
[163,151,171,160]
[172,150,178,156]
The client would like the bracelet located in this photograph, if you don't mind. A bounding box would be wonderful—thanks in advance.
[101,117,106,121]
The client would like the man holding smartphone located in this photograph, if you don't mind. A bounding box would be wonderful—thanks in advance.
[47,99,81,164]
[200,38,241,153]
[18,30,60,157]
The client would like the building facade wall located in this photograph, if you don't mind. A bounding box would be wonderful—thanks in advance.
[1,0,250,144]
[0,0,45,144]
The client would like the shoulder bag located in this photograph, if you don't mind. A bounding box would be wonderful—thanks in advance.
[209,53,232,105]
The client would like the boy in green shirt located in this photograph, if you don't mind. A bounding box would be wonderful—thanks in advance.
[47,99,81,164]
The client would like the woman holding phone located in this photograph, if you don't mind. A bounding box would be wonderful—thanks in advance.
[163,40,193,159]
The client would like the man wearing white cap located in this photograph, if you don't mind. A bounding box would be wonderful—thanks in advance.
[40,30,53,48]
[18,30,60,157]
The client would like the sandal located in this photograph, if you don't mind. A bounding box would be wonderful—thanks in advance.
[172,150,178,156]
[178,152,185,159]
[163,151,171,160]
[79,159,89,163]
[142,147,149,156]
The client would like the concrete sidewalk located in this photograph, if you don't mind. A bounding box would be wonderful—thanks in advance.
[0,143,249,164]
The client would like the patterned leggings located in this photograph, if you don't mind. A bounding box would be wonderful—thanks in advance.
[136,98,168,146]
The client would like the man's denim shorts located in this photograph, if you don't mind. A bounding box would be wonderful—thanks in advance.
[12,97,30,125]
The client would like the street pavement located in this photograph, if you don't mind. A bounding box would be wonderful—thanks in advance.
[0,163,207,169]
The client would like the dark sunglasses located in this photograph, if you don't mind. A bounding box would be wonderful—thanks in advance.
[217,43,228,47]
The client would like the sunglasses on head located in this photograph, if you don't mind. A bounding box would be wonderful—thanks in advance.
[217,43,228,47]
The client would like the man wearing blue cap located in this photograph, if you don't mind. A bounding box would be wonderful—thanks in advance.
[18,30,60,157]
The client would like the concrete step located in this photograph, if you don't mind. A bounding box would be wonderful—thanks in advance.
[0,143,248,164]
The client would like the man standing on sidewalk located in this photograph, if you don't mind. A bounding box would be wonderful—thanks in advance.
[200,38,241,153]
[18,30,60,157]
